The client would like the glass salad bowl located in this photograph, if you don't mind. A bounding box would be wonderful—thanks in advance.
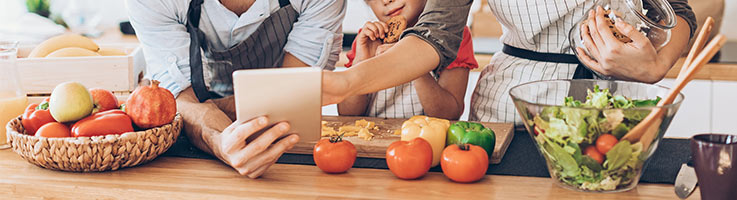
[570,0,677,73]
[509,80,683,192]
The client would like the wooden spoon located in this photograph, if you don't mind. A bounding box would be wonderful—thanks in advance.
[678,17,715,76]
[621,34,727,150]
[619,17,715,146]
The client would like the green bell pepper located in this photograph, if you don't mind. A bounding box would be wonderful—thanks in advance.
[446,121,496,157]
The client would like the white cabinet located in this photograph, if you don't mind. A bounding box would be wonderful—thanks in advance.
[656,79,713,138]
[711,81,737,134]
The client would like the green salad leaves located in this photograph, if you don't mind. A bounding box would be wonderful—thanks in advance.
[533,85,658,191]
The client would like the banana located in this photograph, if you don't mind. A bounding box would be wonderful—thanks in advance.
[28,34,99,58]
[97,48,127,56]
[45,47,101,57]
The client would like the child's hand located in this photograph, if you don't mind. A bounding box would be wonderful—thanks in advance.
[355,21,389,63]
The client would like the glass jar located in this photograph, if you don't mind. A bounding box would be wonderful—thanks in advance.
[0,41,27,149]
[569,0,677,65]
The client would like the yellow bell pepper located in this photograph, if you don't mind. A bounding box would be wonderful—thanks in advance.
[400,115,450,167]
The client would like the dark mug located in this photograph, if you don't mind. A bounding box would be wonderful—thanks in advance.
[690,133,737,200]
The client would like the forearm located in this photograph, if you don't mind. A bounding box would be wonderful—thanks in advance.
[337,95,370,116]
[281,52,310,68]
[341,36,439,97]
[176,88,232,160]
[652,17,691,79]
[413,74,464,120]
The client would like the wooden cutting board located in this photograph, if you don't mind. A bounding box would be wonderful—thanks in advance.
[287,116,514,164]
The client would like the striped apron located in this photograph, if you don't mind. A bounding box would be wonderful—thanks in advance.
[187,0,298,102]
[470,0,598,124]
[365,74,438,119]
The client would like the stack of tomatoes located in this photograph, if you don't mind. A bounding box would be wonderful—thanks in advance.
[21,80,176,138]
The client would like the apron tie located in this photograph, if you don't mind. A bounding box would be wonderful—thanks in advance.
[502,44,594,79]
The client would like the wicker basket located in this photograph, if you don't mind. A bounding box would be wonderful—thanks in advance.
[5,114,182,172]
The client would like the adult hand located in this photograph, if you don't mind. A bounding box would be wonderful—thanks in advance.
[212,116,300,178]
[576,6,666,83]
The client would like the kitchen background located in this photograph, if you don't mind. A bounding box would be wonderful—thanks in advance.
[1,0,735,138]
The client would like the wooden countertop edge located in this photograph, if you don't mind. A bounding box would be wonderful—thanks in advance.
[0,150,698,199]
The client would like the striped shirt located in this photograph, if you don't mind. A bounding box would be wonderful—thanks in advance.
[470,0,696,124]
[344,27,479,118]
[127,0,345,97]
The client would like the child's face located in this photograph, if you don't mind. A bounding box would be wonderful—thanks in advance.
[365,0,426,26]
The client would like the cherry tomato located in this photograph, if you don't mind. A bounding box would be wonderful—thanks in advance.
[534,126,545,136]
[313,135,357,174]
[386,137,433,180]
[440,144,489,183]
[35,122,71,138]
[583,146,604,164]
[596,134,618,154]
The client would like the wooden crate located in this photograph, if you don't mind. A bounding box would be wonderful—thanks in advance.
[27,92,131,105]
[16,44,145,95]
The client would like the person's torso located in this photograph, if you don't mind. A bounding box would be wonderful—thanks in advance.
[190,0,300,97]
[469,0,595,123]
[198,0,291,51]
[366,81,425,118]
[487,0,594,54]
[363,27,477,119]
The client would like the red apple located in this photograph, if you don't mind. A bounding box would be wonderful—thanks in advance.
[89,88,119,114]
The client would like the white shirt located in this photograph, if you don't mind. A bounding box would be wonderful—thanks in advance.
[126,0,346,97]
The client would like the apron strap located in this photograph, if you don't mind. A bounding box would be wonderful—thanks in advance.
[186,0,211,102]
[502,44,593,79]
[187,0,295,102]
[279,0,291,7]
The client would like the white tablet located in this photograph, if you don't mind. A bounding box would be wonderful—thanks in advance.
[232,67,321,142]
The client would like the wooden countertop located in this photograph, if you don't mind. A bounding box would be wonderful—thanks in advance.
[0,150,699,199]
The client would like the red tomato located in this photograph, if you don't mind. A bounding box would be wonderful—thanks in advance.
[596,134,618,154]
[313,136,357,173]
[35,122,71,138]
[583,146,604,164]
[386,137,433,180]
[534,126,545,136]
[440,144,489,183]
[71,110,134,137]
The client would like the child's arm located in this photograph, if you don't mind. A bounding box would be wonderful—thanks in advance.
[337,94,370,116]
[414,68,469,120]
[322,0,472,106]
[337,21,389,116]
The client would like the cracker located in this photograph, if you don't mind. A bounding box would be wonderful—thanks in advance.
[603,10,633,43]
[384,16,407,43]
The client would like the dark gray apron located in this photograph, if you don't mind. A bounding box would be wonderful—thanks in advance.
[186,0,298,102]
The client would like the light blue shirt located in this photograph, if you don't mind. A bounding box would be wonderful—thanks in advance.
[127,0,345,97]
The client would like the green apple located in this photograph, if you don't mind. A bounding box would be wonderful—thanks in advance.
[49,82,94,122]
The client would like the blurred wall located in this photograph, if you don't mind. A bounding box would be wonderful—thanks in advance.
[70,0,737,41]
[722,0,737,41]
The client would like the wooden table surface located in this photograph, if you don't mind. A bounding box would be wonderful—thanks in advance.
[0,150,700,199]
